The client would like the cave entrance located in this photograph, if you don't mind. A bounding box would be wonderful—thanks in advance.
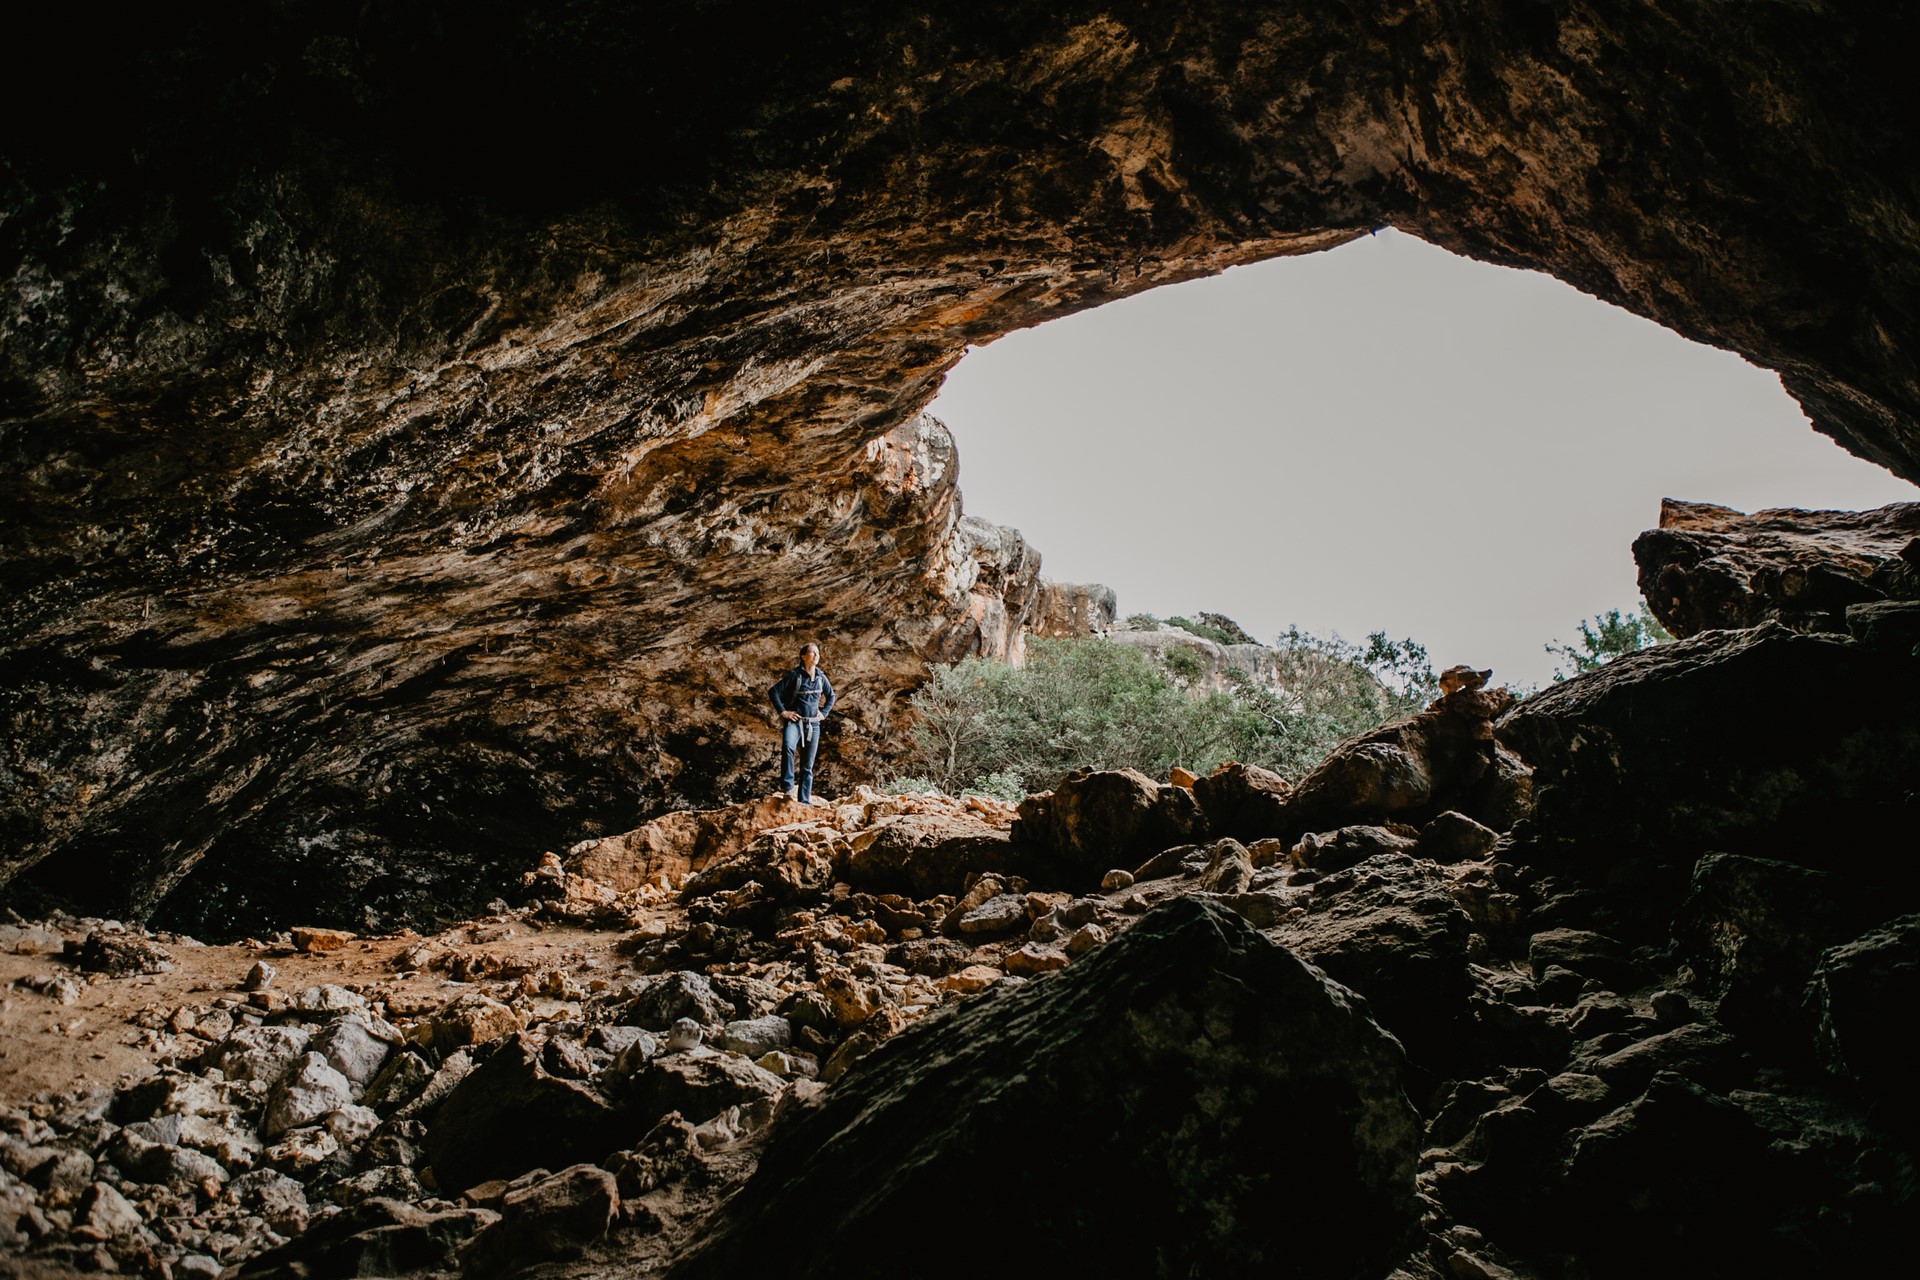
[930,230,1920,687]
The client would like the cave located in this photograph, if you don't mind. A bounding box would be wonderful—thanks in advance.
[4,4,1918,1276]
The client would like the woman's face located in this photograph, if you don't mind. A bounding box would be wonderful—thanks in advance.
[802,646,819,670]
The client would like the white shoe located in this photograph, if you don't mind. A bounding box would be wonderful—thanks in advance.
[784,785,798,801]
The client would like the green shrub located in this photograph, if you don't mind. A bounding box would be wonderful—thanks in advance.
[897,630,1433,796]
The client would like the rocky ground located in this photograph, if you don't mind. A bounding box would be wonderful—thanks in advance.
[7,607,1913,1276]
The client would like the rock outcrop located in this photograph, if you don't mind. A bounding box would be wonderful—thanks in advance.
[1636,499,1920,638]
[667,897,1423,1279]
[8,3,1920,929]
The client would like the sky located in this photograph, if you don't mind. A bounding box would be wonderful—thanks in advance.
[927,228,1919,689]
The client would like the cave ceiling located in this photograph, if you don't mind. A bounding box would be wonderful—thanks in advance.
[3,1,1916,933]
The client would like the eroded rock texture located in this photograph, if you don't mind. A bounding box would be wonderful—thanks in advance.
[6,3,1920,927]
[1636,498,1920,638]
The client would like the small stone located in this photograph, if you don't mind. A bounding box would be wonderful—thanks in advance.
[216,1024,312,1086]
[243,961,276,992]
[75,931,173,976]
[939,965,1004,994]
[1064,924,1109,956]
[263,1126,338,1173]
[291,927,354,954]
[330,1164,424,1206]
[264,1053,355,1138]
[756,1050,820,1080]
[956,894,1030,935]
[1100,869,1135,892]
[1120,893,1152,913]
[78,1181,143,1237]
[432,993,524,1053]
[1168,767,1197,788]
[663,1018,704,1052]
[717,1015,792,1057]
[1003,943,1069,976]
[323,1104,381,1145]
[294,984,368,1016]
[175,1255,222,1280]
[313,1014,393,1088]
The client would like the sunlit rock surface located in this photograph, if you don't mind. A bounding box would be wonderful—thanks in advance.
[6,3,1920,927]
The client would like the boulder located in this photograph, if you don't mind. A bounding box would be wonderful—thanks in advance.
[1292,825,1418,873]
[1195,838,1253,895]
[465,1164,619,1276]
[73,930,173,976]
[1191,762,1292,841]
[622,971,737,1030]
[431,994,524,1053]
[625,1052,786,1127]
[1273,854,1473,1075]
[1673,854,1889,1039]
[424,1034,625,1192]
[1416,811,1500,863]
[668,897,1421,1278]
[1634,498,1920,638]
[1275,683,1517,842]
[215,1025,312,1086]
[1806,914,1920,1122]
[312,1015,395,1089]
[1496,622,1920,867]
[263,1053,355,1139]
[234,1196,498,1280]
[1012,769,1204,886]
[566,795,820,892]
[679,824,839,904]
[840,811,1014,897]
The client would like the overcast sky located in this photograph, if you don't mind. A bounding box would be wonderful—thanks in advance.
[928,228,1919,689]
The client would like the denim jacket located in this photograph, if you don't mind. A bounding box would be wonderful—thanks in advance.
[769,665,835,719]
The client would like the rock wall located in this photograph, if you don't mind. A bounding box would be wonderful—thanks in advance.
[6,2,1920,928]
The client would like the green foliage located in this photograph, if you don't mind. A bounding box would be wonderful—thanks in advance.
[1545,603,1674,681]
[1124,612,1163,630]
[1166,615,1246,646]
[896,627,1434,797]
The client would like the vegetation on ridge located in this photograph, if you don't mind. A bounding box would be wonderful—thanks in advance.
[889,626,1436,799]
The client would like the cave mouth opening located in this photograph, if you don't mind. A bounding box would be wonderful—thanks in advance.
[929,228,1920,689]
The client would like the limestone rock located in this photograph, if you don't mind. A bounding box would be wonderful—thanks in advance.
[671,898,1420,1277]
[1191,762,1293,842]
[291,927,354,954]
[424,1035,624,1193]
[312,1015,395,1090]
[622,971,736,1031]
[216,1025,313,1087]
[1277,683,1516,842]
[74,931,173,977]
[840,812,1013,898]
[625,1053,785,1131]
[1635,499,1920,638]
[1673,854,1890,1040]
[78,1182,144,1238]
[1272,854,1473,1074]
[1497,623,1920,866]
[1012,769,1203,886]
[264,1053,355,1139]
[465,1164,619,1276]
[431,994,523,1053]
[566,796,818,893]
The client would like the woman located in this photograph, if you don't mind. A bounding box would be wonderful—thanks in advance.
[768,642,836,803]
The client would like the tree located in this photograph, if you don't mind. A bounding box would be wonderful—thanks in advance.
[1545,603,1674,680]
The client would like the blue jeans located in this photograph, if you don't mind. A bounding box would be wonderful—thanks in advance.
[780,717,822,801]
